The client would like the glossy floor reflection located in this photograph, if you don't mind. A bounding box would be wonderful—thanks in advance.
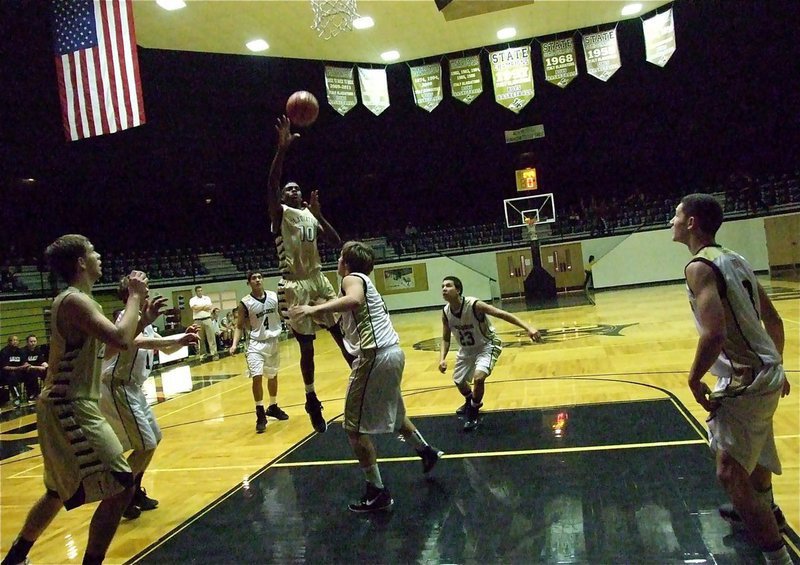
[134,399,799,564]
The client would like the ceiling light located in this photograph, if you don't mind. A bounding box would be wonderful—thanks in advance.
[352,16,374,30]
[156,0,186,10]
[621,3,642,16]
[381,50,399,61]
[246,39,269,52]
[497,27,516,40]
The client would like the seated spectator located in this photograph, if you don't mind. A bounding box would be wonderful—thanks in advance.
[1,336,26,406]
[21,334,47,401]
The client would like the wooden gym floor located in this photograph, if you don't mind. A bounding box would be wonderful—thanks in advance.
[1,278,798,563]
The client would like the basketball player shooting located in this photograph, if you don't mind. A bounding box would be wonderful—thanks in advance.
[268,115,355,434]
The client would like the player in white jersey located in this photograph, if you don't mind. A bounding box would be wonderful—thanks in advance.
[2,235,148,565]
[439,276,541,431]
[290,241,444,513]
[230,271,289,434]
[268,115,354,434]
[100,276,199,519]
[671,193,791,565]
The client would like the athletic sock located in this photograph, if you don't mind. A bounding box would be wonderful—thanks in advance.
[269,396,277,405]
[255,400,264,407]
[304,384,315,394]
[362,464,384,489]
[763,544,791,565]
[405,429,428,451]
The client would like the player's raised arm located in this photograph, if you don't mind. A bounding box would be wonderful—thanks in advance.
[307,190,342,246]
[268,115,299,228]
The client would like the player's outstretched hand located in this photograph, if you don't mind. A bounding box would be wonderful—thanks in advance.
[276,115,300,150]
[127,271,148,298]
[527,327,543,342]
[142,296,168,325]
[289,304,314,321]
[307,190,322,217]
[179,332,200,347]
[228,344,237,356]
[438,360,447,374]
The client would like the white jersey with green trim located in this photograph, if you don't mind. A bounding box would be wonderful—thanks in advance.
[241,290,282,342]
[340,272,398,357]
[686,245,782,392]
[101,314,154,386]
[275,204,322,280]
[443,296,498,354]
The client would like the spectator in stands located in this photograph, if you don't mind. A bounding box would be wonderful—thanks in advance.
[1,335,26,405]
[189,285,218,361]
[21,334,47,401]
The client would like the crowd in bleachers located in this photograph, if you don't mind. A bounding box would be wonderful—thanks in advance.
[2,170,799,296]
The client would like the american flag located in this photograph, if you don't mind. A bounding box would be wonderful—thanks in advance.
[51,0,145,141]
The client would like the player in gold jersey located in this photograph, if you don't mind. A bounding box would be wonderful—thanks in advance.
[2,235,153,565]
[268,116,354,434]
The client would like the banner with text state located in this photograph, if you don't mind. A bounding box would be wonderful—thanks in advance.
[410,62,443,112]
[643,9,676,67]
[541,37,579,88]
[582,29,621,82]
[357,67,390,116]
[448,55,483,104]
[489,46,535,113]
[324,66,358,116]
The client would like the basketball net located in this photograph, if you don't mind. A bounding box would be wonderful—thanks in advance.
[524,216,539,242]
[309,0,359,39]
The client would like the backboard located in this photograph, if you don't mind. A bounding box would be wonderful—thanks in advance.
[504,193,556,228]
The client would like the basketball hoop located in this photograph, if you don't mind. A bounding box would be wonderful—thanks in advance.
[309,0,359,40]
[524,216,539,241]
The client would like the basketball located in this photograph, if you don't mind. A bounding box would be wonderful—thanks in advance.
[286,91,319,127]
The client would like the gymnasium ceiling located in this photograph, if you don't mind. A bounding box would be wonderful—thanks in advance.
[132,0,673,64]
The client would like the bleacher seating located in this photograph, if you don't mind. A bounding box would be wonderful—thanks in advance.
[2,170,800,298]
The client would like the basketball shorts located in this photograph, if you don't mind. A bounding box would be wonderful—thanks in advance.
[453,339,502,386]
[99,380,162,452]
[246,339,279,378]
[343,344,406,435]
[37,397,132,510]
[278,271,338,336]
[707,364,785,475]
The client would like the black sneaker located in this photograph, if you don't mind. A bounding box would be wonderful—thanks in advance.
[719,502,786,530]
[134,487,158,511]
[418,445,444,474]
[348,483,393,513]
[256,405,267,434]
[455,395,472,417]
[305,394,327,433]
[464,401,481,432]
[122,501,141,520]
[265,404,289,421]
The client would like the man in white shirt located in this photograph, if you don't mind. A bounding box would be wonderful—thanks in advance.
[189,285,217,361]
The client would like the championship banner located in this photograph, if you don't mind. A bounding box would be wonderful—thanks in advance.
[409,62,443,112]
[324,66,358,116]
[489,46,535,114]
[582,29,622,82]
[541,38,579,88]
[643,9,676,67]
[449,55,483,104]
[357,67,390,116]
